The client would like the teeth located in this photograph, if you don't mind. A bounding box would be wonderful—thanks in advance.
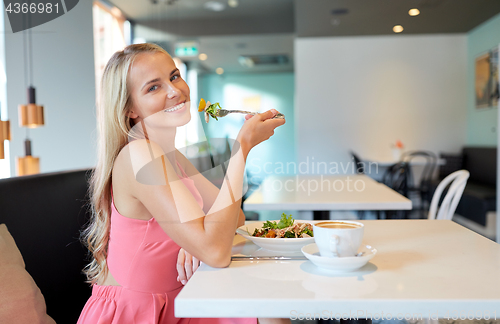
[164,102,185,112]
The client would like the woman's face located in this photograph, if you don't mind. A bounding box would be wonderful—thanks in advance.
[127,52,191,128]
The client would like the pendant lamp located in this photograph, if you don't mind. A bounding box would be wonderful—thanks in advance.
[19,86,44,128]
[16,139,39,175]
[16,26,44,176]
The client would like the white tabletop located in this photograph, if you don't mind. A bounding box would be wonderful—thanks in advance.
[362,157,446,167]
[243,175,412,211]
[175,220,500,319]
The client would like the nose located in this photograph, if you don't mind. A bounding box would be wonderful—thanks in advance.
[166,83,181,99]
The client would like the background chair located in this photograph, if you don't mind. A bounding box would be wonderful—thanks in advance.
[350,151,365,174]
[378,161,411,219]
[428,170,470,220]
[401,151,437,216]
[350,151,367,219]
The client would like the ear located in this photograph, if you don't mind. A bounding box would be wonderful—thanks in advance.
[127,109,139,119]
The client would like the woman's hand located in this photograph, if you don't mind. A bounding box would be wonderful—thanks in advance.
[176,248,200,285]
[237,109,285,157]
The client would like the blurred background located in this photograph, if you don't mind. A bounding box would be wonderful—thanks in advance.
[0,0,499,233]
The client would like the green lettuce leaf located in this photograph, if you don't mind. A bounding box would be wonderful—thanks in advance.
[206,102,221,121]
[277,213,294,229]
[262,220,277,229]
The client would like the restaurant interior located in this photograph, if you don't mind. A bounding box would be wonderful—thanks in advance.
[0,0,499,323]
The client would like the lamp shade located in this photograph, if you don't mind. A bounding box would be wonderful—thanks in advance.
[16,156,40,176]
[18,104,44,128]
[0,120,10,159]
[0,120,10,141]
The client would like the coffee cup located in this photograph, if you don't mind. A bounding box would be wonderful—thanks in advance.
[312,221,364,258]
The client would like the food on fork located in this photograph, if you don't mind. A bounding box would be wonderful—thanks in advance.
[251,213,314,238]
[198,98,221,123]
[198,98,285,122]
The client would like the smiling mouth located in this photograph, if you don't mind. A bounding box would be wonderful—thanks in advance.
[164,102,185,113]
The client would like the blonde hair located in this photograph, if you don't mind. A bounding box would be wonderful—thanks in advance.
[82,43,171,285]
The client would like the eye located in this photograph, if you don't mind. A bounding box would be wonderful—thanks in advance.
[148,85,158,92]
[171,74,181,82]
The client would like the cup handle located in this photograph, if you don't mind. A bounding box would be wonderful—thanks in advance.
[329,234,340,257]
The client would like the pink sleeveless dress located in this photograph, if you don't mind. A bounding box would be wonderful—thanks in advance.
[78,162,257,324]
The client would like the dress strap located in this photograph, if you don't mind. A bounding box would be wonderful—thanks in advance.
[175,160,190,179]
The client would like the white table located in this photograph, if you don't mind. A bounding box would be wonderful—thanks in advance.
[243,175,412,219]
[175,220,500,319]
[362,157,445,168]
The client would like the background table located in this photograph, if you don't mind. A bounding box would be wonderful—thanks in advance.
[175,220,500,319]
[243,175,412,219]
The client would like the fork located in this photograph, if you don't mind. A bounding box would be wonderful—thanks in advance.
[215,109,285,119]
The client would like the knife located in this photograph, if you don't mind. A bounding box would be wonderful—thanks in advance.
[231,256,307,261]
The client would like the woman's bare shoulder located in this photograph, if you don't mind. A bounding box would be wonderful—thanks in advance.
[113,142,132,173]
[114,139,165,172]
[115,140,182,187]
[112,141,154,220]
[112,143,134,187]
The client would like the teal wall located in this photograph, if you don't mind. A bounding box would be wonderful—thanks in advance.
[467,13,500,146]
[198,72,296,185]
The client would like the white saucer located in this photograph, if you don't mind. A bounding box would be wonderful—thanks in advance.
[301,243,377,272]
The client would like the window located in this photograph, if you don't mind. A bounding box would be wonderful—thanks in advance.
[93,1,130,99]
[0,10,9,179]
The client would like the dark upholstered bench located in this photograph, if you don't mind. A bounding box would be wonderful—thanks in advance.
[0,169,93,323]
[432,147,496,226]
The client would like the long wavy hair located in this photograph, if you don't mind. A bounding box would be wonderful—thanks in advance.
[82,43,171,285]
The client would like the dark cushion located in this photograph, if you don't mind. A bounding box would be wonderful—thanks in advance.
[0,169,92,323]
[462,147,497,186]
[439,153,463,179]
[462,183,496,200]
[455,195,494,226]
[428,181,495,227]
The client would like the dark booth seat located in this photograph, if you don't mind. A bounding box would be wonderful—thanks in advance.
[0,169,93,323]
[432,147,496,226]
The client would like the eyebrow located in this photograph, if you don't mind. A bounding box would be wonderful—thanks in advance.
[140,69,180,91]
[141,78,160,91]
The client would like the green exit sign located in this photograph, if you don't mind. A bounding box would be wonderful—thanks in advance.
[175,41,199,57]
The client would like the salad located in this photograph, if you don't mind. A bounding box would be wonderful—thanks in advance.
[198,98,221,123]
[252,213,313,238]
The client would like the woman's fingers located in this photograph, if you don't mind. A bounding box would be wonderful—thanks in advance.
[177,248,202,285]
[184,250,194,281]
[265,117,286,128]
[176,248,187,285]
[237,109,286,156]
[192,256,200,273]
[259,111,286,131]
[258,109,278,120]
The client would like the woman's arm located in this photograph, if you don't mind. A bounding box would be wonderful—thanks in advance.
[116,110,283,268]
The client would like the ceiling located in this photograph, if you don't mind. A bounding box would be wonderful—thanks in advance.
[107,0,500,73]
[114,0,293,22]
[296,0,500,37]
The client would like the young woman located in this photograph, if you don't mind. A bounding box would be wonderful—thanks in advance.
[77,43,287,323]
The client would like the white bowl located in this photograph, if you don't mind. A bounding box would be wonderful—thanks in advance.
[236,220,316,253]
